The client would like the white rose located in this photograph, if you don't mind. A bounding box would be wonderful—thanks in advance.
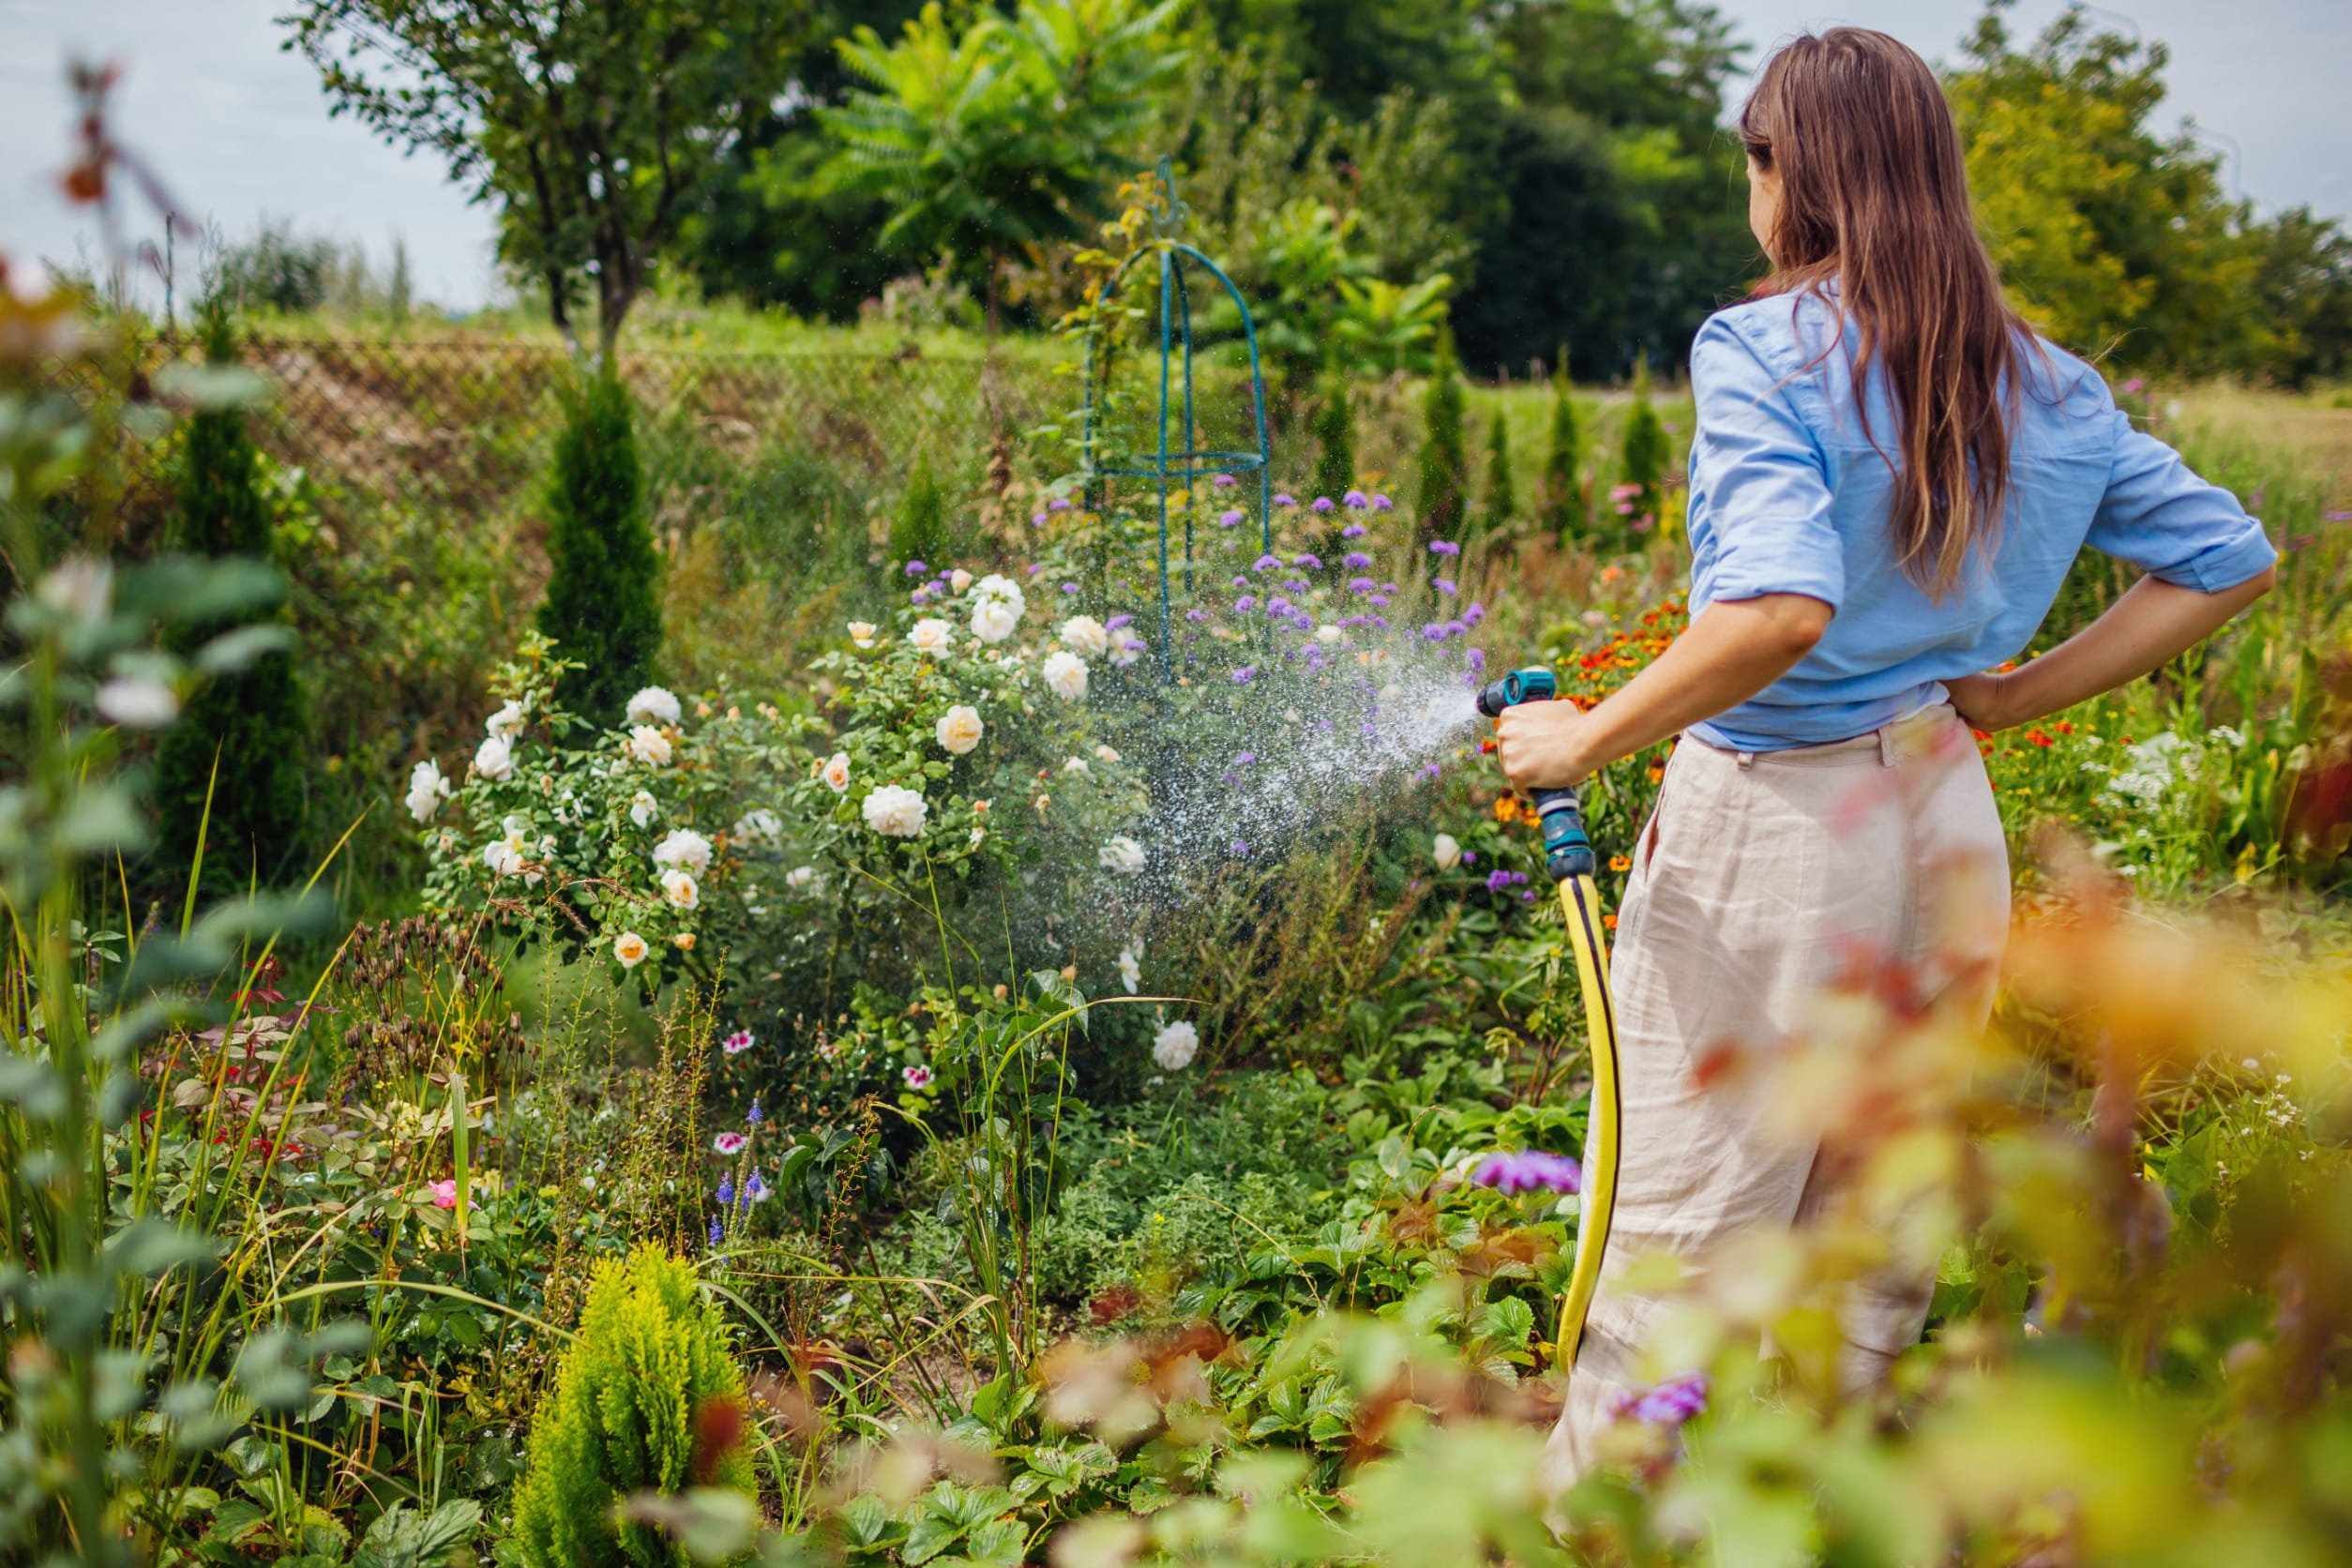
[862,784,928,838]
[474,733,515,781]
[910,617,955,656]
[1110,638,1144,670]
[733,808,781,843]
[1094,745,1122,764]
[950,568,973,593]
[1041,650,1089,702]
[847,621,878,648]
[483,837,524,879]
[970,598,1021,645]
[821,752,851,792]
[1057,615,1108,657]
[1063,756,1088,774]
[785,866,820,890]
[1099,836,1146,875]
[660,867,701,911]
[486,699,527,738]
[1153,1019,1199,1072]
[629,790,657,828]
[625,686,682,726]
[613,931,649,968]
[404,760,450,822]
[654,828,714,875]
[935,704,985,756]
[1434,833,1462,871]
[625,726,672,766]
[1119,944,1141,995]
[1316,624,1344,645]
[971,573,1023,610]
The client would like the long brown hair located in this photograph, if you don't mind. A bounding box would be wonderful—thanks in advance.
[1739,28,2029,598]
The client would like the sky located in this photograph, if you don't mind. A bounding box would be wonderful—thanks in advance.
[3,0,2345,315]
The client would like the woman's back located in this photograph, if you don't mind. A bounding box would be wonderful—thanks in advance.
[1684,284,2275,751]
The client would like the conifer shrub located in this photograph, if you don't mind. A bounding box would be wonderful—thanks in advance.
[1619,356,1670,535]
[1541,349,1583,539]
[152,298,309,897]
[538,369,661,722]
[1479,405,1515,533]
[888,453,952,566]
[510,1246,756,1568]
[1309,368,1355,505]
[1415,326,1469,539]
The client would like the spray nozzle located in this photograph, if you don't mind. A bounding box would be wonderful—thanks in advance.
[1475,669,1557,718]
[1475,666,1596,882]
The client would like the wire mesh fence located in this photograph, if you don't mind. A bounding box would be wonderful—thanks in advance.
[102,334,1080,534]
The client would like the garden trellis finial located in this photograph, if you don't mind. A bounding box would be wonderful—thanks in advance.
[1079,156,1274,685]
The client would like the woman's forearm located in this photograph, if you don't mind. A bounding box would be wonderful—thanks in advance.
[1958,567,2275,731]
[1497,594,1831,789]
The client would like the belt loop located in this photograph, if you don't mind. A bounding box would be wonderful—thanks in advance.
[1877,727,1897,768]
[1736,749,1756,770]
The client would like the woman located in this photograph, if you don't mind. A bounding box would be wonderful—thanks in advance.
[1496,28,2275,1474]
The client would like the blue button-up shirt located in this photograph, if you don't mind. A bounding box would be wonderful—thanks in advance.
[1683,287,2276,751]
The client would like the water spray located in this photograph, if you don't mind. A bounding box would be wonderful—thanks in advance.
[1477,668,1621,1379]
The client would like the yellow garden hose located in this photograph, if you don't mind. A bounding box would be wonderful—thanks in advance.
[1553,868,1619,1370]
[1476,669,1621,1374]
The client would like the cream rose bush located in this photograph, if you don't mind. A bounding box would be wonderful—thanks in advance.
[416,636,817,1000]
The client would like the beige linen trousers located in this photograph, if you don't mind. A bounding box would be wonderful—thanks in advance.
[1545,701,2009,1480]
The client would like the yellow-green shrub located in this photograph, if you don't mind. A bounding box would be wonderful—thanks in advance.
[510,1245,756,1567]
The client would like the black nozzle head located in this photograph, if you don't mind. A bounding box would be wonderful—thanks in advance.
[1475,667,1560,718]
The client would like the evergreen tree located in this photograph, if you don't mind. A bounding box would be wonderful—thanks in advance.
[889,455,952,566]
[1541,347,1582,539]
[510,1247,756,1568]
[1415,325,1469,540]
[1619,355,1669,535]
[1309,367,1356,505]
[152,300,309,897]
[1478,404,1515,533]
[538,369,661,720]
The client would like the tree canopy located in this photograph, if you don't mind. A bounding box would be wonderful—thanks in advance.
[282,0,805,355]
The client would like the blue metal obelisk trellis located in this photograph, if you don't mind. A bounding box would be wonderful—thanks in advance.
[1078,157,1276,686]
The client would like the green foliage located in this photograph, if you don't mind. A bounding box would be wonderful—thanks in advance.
[1479,405,1515,533]
[283,0,801,352]
[1309,369,1355,505]
[152,300,310,897]
[538,370,661,721]
[511,1246,755,1568]
[1415,327,1470,539]
[1541,349,1582,537]
[889,453,953,567]
[1451,0,1752,374]
[821,0,1185,327]
[1947,0,2348,381]
[1618,359,1668,530]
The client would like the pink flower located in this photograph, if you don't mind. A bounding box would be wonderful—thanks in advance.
[714,1132,747,1155]
[722,1029,755,1055]
[903,1064,934,1090]
[430,1179,458,1209]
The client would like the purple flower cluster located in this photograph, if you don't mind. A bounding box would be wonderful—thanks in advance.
[1472,1149,1583,1196]
[1311,496,1337,513]
[1486,868,1530,893]
[1429,540,1460,557]
[1607,1372,1710,1429]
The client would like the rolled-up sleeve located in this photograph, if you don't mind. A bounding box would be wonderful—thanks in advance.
[2088,417,2277,591]
[1686,317,1843,610]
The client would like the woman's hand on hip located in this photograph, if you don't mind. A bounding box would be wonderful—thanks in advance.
[1944,671,2021,732]
[1497,701,1593,791]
